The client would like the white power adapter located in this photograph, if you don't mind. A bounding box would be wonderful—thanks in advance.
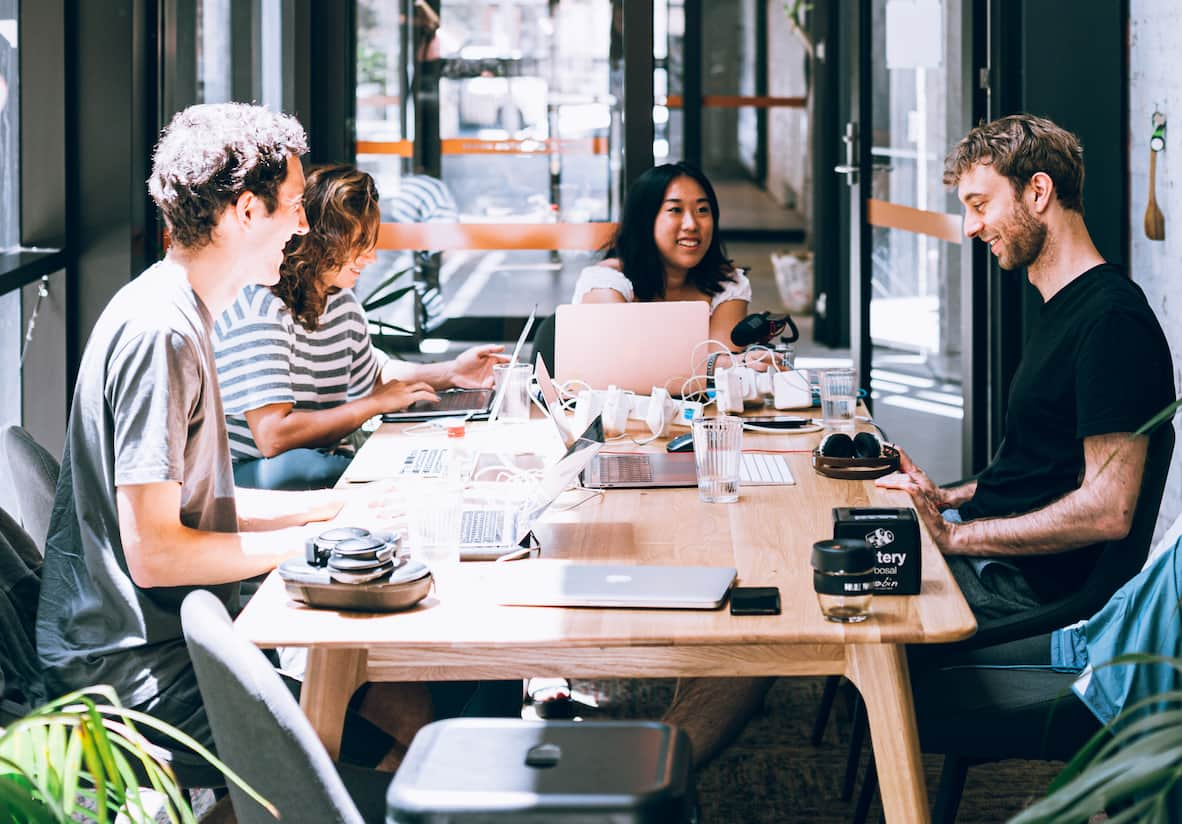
[672,400,704,426]
[715,365,762,413]
[645,386,678,438]
[572,388,605,434]
[772,369,812,409]
[601,385,633,437]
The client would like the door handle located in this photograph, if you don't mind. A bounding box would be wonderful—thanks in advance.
[834,122,859,186]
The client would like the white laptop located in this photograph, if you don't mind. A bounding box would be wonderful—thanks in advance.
[495,562,737,609]
[535,356,795,489]
[452,437,601,560]
[554,301,709,394]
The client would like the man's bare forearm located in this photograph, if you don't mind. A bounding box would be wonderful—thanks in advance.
[945,433,1146,557]
[236,486,343,531]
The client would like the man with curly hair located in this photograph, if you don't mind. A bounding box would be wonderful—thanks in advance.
[34,104,452,786]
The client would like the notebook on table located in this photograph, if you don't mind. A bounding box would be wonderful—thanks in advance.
[495,562,737,609]
[554,301,709,394]
[535,355,795,489]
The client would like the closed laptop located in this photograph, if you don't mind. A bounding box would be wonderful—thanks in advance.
[495,562,737,609]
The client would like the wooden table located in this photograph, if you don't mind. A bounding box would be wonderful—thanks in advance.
[236,415,976,823]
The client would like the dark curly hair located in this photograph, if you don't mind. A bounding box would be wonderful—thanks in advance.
[272,164,381,331]
[603,162,734,301]
[148,103,308,249]
[943,114,1085,213]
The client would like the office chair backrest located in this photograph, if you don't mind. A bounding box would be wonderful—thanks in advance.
[180,589,366,824]
[0,504,45,721]
[965,422,1176,650]
[2,425,61,554]
[531,313,556,375]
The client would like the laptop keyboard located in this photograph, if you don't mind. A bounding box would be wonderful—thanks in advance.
[398,448,447,477]
[597,455,654,484]
[740,453,795,485]
[461,509,505,544]
[415,389,492,413]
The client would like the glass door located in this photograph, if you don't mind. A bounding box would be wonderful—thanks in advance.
[840,0,981,483]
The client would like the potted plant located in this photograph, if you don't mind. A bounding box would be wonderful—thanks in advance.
[0,685,270,823]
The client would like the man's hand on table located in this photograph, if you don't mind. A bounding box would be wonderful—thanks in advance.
[875,448,957,551]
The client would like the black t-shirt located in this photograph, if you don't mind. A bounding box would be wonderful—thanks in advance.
[959,264,1174,602]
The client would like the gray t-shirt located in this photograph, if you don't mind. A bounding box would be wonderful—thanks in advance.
[36,260,239,708]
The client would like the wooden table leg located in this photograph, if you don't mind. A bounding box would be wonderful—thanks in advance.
[300,647,367,759]
[845,644,929,824]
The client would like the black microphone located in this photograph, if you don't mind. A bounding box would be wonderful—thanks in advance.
[730,311,800,348]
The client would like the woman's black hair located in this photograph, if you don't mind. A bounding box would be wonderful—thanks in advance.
[603,162,734,301]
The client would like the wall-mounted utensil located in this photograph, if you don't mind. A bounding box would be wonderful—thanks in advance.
[1144,112,1166,242]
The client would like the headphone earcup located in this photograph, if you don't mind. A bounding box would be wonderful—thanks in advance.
[852,431,882,459]
[819,432,855,458]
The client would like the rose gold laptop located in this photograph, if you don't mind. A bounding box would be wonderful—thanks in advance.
[554,301,709,394]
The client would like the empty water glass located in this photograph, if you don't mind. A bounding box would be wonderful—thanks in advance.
[405,481,464,584]
[493,362,532,424]
[692,416,743,503]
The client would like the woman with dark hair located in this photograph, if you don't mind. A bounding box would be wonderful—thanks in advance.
[214,164,505,490]
[572,162,751,345]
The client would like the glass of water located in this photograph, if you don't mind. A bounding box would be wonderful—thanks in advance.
[692,416,743,503]
[820,368,857,431]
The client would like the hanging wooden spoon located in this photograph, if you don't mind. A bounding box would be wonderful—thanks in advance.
[1145,148,1165,241]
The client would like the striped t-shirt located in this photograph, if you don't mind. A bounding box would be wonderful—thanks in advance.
[213,284,388,461]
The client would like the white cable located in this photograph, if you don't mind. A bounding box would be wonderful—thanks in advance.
[690,338,736,376]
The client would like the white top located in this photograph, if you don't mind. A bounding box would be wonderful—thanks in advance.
[572,264,752,313]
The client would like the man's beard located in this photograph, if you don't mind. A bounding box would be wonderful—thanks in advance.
[997,200,1047,271]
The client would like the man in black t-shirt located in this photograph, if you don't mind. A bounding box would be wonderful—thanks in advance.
[663,114,1175,772]
[878,114,1174,620]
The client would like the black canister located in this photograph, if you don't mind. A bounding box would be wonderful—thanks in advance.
[811,539,874,623]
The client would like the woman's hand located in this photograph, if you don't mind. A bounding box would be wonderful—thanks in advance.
[371,379,438,413]
[446,344,508,389]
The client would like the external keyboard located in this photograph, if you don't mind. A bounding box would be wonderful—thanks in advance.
[740,453,795,485]
[398,448,446,477]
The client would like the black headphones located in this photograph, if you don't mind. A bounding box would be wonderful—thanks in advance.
[812,431,898,480]
[818,431,883,459]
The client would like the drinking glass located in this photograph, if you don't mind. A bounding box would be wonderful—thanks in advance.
[405,481,464,587]
[820,368,857,431]
[692,416,743,503]
[493,362,532,423]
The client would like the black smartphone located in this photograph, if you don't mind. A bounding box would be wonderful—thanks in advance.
[729,586,782,615]
[742,415,811,429]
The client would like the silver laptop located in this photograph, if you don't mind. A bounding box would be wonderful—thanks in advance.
[453,436,601,560]
[535,356,795,489]
[495,562,737,609]
[382,307,536,423]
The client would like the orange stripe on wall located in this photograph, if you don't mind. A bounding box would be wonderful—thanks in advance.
[377,222,618,251]
[662,94,806,109]
[356,137,609,157]
[866,199,962,245]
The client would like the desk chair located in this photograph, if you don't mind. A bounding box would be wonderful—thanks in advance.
[823,423,1174,805]
[852,633,1103,824]
[0,504,45,724]
[531,313,557,374]
[2,425,60,553]
[180,590,389,824]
